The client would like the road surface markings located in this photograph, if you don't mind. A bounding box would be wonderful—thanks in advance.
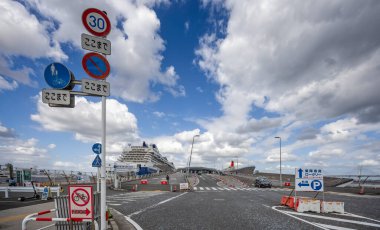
[199,187,204,190]
[334,212,380,223]
[283,211,380,228]
[271,206,328,230]
[108,203,122,206]
[214,199,225,201]
[271,206,380,229]
[211,187,217,190]
[123,192,188,230]
[312,223,355,230]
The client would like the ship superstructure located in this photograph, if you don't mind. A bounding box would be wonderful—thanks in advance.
[118,142,175,175]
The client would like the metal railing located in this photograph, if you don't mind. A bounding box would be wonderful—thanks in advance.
[0,186,60,198]
[54,193,100,230]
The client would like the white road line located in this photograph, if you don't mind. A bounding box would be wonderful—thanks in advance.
[271,206,328,230]
[193,187,198,190]
[334,212,380,223]
[211,187,217,190]
[108,203,122,206]
[224,188,231,191]
[110,208,143,230]
[229,188,237,190]
[313,222,356,230]
[199,187,204,190]
[283,211,380,228]
[217,187,225,190]
[128,192,188,217]
[205,187,211,190]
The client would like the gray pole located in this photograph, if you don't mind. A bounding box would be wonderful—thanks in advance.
[188,135,199,176]
[280,138,282,188]
[275,137,282,188]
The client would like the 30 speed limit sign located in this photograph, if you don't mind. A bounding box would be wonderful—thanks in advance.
[82,8,111,37]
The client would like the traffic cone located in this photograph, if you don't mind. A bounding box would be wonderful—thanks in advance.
[173,185,177,192]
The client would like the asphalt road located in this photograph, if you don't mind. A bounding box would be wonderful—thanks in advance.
[111,174,380,230]
[1,174,380,229]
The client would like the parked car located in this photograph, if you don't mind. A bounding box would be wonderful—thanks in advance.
[255,177,272,188]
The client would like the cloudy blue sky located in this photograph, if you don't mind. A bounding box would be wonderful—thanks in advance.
[1,0,379,175]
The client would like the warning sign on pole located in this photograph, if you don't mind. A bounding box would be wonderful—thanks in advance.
[68,185,93,219]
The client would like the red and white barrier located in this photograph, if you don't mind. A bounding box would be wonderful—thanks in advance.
[22,208,98,230]
[321,201,344,214]
[281,196,296,208]
[295,198,321,213]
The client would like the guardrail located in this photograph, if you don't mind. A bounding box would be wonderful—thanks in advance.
[21,208,98,230]
[0,186,60,198]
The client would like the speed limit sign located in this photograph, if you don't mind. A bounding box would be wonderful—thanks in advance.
[82,8,111,37]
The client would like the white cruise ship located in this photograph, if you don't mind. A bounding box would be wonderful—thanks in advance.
[118,142,175,175]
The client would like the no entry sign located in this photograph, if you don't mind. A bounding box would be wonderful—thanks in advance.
[68,185,93,219]
[82,52,110,79]
[82,8,111,37]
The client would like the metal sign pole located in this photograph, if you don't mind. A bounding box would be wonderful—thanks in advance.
[100,95,106,230]
[97,167,100,193]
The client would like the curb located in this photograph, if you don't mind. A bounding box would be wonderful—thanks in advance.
[109,208,136,230]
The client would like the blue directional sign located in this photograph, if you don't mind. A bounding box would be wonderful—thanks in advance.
[295,168,324,192]
[44,63,73,89]
[298,180,309,188]
[92,143,102,154]
[298,168,303,178]
[92,155,102,167]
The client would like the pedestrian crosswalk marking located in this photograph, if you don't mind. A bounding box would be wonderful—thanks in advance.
[193,187,289,192]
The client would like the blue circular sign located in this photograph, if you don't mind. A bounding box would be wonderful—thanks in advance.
[44,63,73,89]
[92,143,102,154]
[311,180,323,191]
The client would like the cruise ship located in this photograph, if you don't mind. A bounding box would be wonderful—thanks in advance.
[117,142,175,176]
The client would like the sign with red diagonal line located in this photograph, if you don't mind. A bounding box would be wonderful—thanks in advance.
[69,185,93,220]
[82,52,110,80]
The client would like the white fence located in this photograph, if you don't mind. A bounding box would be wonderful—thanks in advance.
[0,186,60,198]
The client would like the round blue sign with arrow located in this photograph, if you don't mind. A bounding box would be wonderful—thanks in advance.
[44,63,74,89]
[82,52,110,80]
[92,143,102,154]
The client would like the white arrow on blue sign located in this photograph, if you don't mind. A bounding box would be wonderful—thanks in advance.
[92,143,102,154]
[92,155,102,167]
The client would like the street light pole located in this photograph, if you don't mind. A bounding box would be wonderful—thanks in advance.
[275,136,282,188]
[187,135,200,176]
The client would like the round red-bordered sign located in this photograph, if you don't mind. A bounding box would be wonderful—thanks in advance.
[82,52,111,79]
[82,8,111,37]
[71,188,90,207]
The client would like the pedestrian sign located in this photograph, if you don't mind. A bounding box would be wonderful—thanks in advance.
[92,155,102,167]
[295,168,324,192]
[44,63,74,89]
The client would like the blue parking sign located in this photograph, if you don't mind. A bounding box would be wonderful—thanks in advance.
[311,180,323,191]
